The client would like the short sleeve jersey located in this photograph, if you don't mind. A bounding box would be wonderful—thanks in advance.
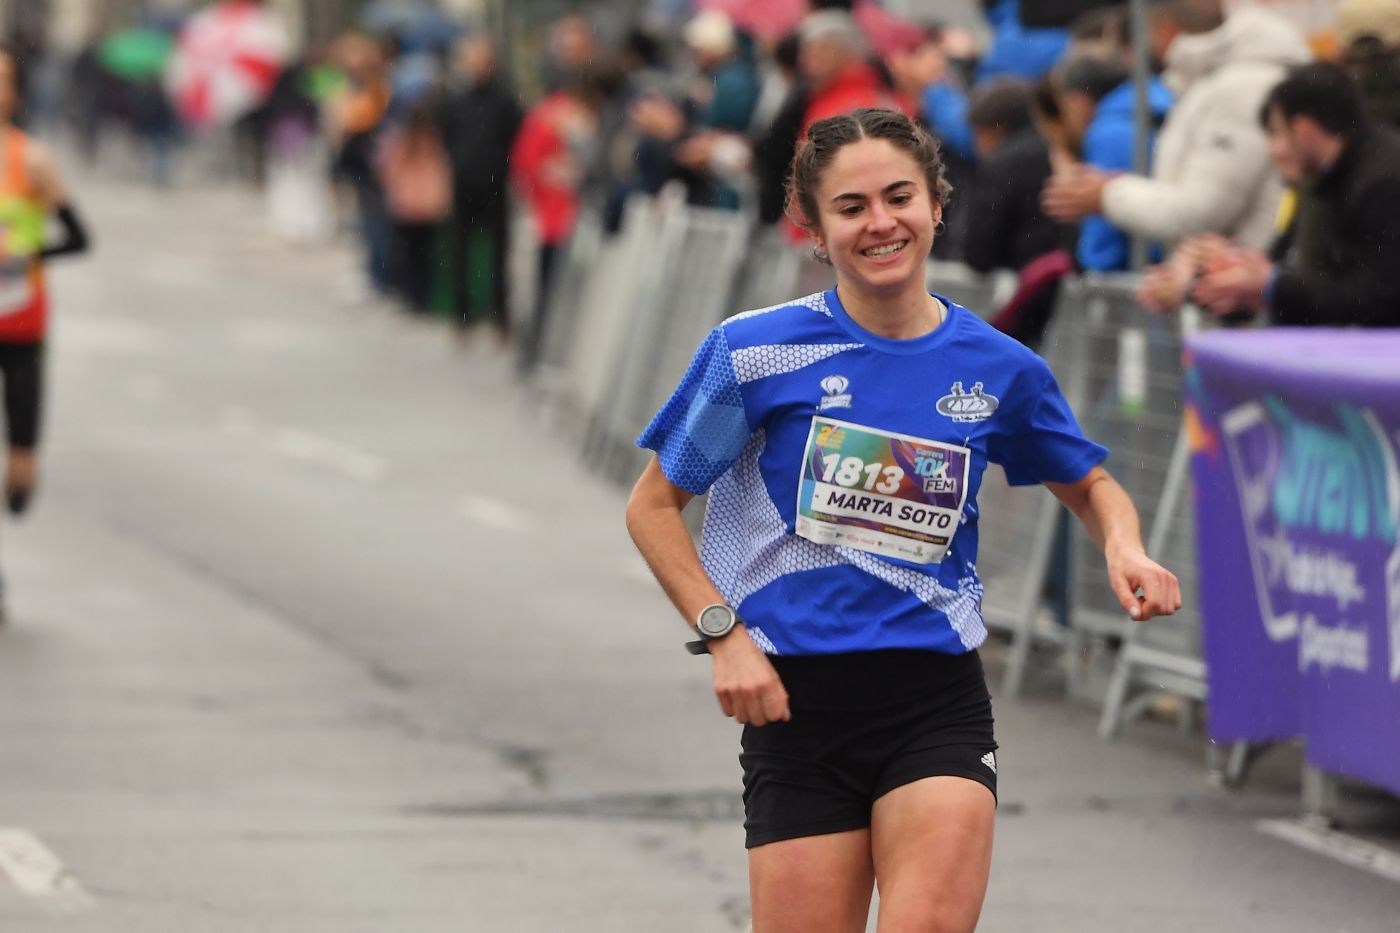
[638,289,1108,657]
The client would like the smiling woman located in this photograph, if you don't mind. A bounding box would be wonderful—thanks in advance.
[625,107,1180,933]
[786,109,952,341]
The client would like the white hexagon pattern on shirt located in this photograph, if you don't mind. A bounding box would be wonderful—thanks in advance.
[727,291,831,323]
[731,342,863,385]
[700,430,843,645]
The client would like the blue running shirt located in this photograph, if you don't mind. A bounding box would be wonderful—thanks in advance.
[638,289,1108,656]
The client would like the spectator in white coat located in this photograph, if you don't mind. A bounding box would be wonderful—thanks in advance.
[1041,0,1310,251]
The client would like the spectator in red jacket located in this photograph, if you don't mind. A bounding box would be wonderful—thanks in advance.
[511,73,602,371]
[798,11,909,134]
[783,11,912,246]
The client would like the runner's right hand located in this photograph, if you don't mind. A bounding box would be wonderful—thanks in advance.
[710,629,791,727]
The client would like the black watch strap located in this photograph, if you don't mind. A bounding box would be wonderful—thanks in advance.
[688,604,740,655]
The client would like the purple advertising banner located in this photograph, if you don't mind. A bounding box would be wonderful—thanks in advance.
[1186,329,1400,796]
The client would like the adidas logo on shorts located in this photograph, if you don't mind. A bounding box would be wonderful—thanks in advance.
[980,751,997,775]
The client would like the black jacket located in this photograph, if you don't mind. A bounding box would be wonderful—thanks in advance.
[1271,125,1400,327]
[754,82,807,226]
[442,78,522,211]
[962,126,1064,274]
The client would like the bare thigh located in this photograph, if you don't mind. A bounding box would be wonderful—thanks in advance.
[749,829,875,933]
[871,776,996,933]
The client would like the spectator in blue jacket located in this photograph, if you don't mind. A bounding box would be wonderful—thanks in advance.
[922,0,1070,159]
[978,0,1074,80]
[1055,50,1173,270]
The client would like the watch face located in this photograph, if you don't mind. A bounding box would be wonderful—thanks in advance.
[698,605,735,637]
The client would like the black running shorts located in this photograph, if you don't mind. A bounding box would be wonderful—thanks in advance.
[0,341,43,449]
[740,648,997,849]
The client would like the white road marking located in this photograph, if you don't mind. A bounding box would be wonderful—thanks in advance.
[271,428,386,483]
[1257,818,1400,884]
[457,495,531,532]
[0,828,91,904]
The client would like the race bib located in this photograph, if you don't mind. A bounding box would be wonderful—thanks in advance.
[796,416,970,564]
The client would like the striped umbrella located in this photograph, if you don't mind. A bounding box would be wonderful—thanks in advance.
[165,0,290,128]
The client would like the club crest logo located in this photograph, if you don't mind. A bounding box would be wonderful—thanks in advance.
[819,374,852,411]
[936,381,999,422]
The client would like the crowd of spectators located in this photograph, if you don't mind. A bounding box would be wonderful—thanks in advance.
[318,0,1400,361]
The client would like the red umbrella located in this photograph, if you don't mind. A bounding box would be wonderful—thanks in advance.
[165,0,290,128]
[695,0,809,42]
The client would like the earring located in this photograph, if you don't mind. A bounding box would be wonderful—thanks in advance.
[811,245,830,264]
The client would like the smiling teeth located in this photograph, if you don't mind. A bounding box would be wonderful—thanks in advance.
[864,242,906,258]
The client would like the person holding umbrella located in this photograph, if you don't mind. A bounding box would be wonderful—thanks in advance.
[93,26,178,185]
[0,48,91,624]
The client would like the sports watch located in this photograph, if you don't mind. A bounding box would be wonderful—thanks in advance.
[686,603,740,655]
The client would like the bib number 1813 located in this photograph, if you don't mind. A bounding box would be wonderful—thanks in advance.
[819,454,904,494]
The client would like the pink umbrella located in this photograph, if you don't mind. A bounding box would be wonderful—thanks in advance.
[695,0,809,42]
[165,0,290,128]
[852,0,928,59]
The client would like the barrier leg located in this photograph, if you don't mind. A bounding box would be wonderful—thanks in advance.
[1097,652,1134,740]
[1178,698,1196,734]
[1302,764,1339,829]
[1097,429,1194,737]
[1001,494,1064,697]
[1224,740,1254,788]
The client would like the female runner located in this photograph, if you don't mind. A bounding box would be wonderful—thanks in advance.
[0,49,92,621]
[626,108,1179,933]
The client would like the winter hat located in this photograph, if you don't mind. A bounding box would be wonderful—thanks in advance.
[685,11,736,57]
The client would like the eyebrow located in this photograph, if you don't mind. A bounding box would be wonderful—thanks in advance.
[830,180,915,204]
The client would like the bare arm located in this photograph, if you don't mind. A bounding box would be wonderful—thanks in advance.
[625,457,790,725]
[1044,465,1181,621]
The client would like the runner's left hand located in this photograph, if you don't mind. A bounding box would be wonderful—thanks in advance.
[1106,547,1181,621]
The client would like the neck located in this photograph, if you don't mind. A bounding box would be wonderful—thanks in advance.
[837,280,944,340]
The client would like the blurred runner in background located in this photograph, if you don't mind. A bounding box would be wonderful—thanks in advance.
[0,48,91,624]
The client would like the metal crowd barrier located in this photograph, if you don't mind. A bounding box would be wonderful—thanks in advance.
[1047,276,1205,735]
[730,226,808,313]
[535,203,1205,738]
[534,195,754,485]
[536,209,604,378]
[926,261,1016,319]
[599,200,753,485]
